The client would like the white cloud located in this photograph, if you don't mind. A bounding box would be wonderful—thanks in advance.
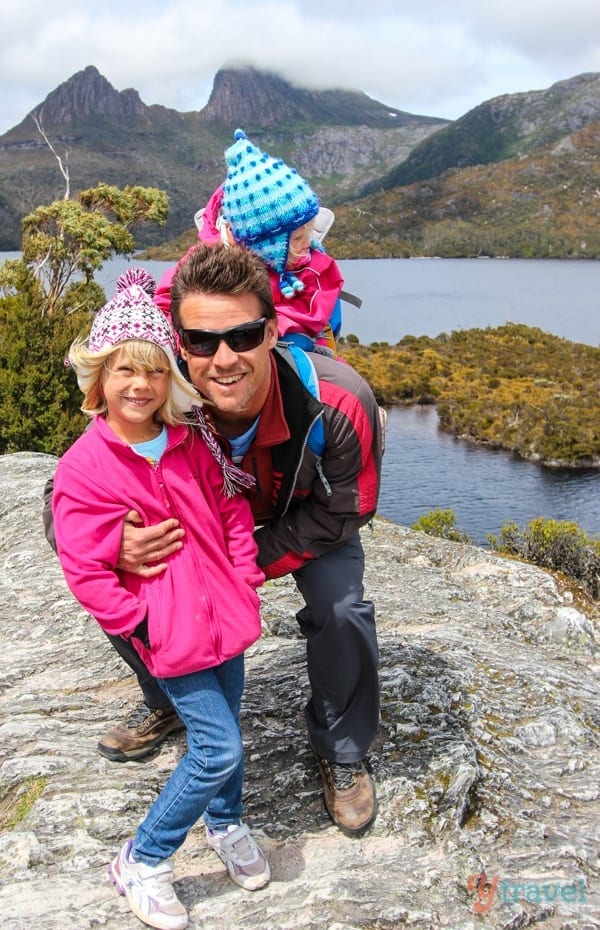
[0,1,597,134]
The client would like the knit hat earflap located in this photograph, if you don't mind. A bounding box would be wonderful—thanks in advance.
[221,129,320,290]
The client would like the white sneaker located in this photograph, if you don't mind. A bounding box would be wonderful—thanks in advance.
[109,839,188,930]
[205,822,270,891]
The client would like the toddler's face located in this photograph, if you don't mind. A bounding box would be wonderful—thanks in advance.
[286,221,314,269]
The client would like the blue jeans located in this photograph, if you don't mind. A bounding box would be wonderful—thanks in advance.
[132,655,245,866]
[106,533,379,767]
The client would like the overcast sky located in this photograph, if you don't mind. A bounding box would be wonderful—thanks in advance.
[2,0,600,135]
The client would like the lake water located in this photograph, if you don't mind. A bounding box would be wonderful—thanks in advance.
[4,252,598,347]
[337,257,600,347]
[101,257,597,542]
[94,255,600,347]
[379,405,600,544]
[3,254,599,542]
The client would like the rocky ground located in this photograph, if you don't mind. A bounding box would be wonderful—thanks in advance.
[0,452,599,930]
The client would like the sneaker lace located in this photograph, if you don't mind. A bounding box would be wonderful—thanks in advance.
[143,866,179,903]
[228,830,260,866]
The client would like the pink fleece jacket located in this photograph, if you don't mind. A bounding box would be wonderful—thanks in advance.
[52,416,264,678]
[155,185,344,342]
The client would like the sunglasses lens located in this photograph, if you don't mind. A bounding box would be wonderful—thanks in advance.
[227,323,265,352]
[181,319,266,357]
[182,333,220,356]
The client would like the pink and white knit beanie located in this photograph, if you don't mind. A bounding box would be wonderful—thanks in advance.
[89,267,199,413]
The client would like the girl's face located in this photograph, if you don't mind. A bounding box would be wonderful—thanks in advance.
[101,346,170,444]
[286,221,314,269]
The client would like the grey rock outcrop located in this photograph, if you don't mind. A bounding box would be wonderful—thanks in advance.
[1,452,598,929]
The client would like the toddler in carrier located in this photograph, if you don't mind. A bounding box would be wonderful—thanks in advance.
[157,129,350,354]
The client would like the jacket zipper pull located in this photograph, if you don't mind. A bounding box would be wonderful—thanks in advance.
[315,459,332,497]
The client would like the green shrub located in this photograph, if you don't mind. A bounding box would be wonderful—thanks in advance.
[489,517,600,599]
[0,292,89,454]
[412,508,471,544]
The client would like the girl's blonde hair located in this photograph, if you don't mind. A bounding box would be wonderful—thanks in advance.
[68,337,190,426]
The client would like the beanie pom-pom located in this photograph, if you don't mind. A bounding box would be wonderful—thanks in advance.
[233,128,247,142]
[279,272,305,298]
[115,266,157,299]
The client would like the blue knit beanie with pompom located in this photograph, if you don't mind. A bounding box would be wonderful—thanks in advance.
[221,129,320,293]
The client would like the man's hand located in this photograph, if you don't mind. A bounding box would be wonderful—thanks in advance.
[118,510,185,577]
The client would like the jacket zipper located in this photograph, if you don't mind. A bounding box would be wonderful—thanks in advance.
[281,409,332,517]
[150,445,222,657]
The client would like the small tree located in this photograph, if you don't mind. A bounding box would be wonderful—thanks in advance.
[0,182,169,453]
[0,183,168,316]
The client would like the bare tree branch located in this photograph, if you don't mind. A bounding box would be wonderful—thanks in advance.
[31,110,70,200]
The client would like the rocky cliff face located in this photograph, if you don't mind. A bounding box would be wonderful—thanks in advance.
[32,65,148,126]
[1,452,598,929]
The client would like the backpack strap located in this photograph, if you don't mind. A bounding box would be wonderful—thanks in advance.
[278,332,315,352]
[277,342,326,459]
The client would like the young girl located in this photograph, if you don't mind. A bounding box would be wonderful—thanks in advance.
[52,268,270,930]
[155,129,346,354]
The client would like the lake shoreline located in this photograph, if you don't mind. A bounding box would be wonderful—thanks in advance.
[392,398,600,471]
[377,405,600,542]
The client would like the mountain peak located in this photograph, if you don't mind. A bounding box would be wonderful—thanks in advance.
[29,65,146,127]
[201,66,296,127]
[200,66,423,129]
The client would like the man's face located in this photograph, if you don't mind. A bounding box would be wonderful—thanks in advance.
[178,291,278,433]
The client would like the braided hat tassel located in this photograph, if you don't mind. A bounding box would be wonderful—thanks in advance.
[190,406,256,498]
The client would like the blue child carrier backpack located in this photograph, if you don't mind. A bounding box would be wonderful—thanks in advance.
[280,342,326,458]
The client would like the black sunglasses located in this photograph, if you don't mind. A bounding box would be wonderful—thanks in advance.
[179,317,268,357]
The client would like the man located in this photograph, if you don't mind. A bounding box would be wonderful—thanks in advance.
[46,243,383,836]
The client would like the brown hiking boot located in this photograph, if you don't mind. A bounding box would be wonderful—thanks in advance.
[98,703,185,762]
[313,752,377,836]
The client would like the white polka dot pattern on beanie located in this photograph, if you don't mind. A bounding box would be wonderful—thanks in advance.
[222,129,319,275]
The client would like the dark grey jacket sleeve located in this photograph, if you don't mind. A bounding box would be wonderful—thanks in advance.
[43,474,57,553]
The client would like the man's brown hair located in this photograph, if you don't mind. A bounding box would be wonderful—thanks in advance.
[170,243,276,329]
